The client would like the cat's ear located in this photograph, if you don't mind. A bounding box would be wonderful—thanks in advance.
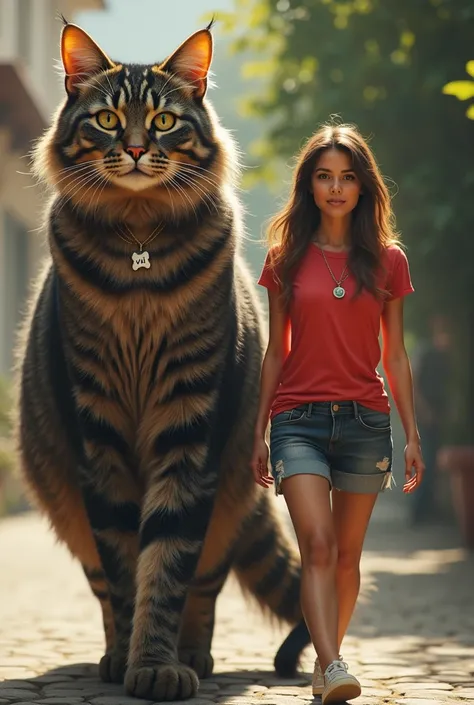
[159,28,213,100]
[61,23,115,95]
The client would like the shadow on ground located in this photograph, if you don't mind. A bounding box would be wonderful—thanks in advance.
[0,664,315,704]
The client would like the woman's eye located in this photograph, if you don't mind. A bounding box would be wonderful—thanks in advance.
[344,174,355,180]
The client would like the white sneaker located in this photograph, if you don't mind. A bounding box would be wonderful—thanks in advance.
[322,659,361,703]
[312,658,324,696]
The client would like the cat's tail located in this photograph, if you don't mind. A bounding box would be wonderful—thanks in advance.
[232,493,311,676]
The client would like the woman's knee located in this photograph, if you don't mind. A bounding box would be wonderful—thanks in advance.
[301,530,338,569]
[337,548,362,574]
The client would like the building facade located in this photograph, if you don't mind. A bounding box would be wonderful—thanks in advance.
[0,0,104,374]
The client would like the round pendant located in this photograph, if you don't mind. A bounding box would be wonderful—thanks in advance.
[333,286,346,299]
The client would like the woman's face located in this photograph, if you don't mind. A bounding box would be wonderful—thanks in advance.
[310,148,362,218]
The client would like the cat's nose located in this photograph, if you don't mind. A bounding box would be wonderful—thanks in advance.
[126,146,147,162]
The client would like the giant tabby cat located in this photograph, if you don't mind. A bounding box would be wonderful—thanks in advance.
[16,21,310,701]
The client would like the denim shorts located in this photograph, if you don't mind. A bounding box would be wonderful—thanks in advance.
[270,401,393,495]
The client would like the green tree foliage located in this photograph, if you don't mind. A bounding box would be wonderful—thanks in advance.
[226,0,474,440]
[443,60,474,119]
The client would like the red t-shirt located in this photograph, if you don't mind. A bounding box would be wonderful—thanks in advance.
[258,243,414,416]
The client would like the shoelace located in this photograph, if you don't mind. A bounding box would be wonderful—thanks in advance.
[326,659,349,677]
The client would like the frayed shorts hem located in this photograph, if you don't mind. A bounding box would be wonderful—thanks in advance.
[273,464,394,496]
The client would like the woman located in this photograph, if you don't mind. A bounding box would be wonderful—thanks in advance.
[251,124,424,704]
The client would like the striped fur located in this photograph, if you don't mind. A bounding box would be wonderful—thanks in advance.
[15,22,309,701]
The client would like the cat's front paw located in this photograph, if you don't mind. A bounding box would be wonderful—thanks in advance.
[125,662,199,701]
[179,648,214,678]
[99,649,127,683]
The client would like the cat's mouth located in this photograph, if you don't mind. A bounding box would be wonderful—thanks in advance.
[111,164,167,192]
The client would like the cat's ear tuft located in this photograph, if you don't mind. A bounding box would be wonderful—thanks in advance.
[61,23,115,95]
[159,28,213,100]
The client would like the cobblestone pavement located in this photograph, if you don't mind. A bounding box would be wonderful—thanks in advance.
[1,491,473,705]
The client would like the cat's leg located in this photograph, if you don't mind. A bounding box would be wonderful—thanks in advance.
[124,465,218,702]
[177,485,240,678]
[76,444,141,684]
[82,565,115,652]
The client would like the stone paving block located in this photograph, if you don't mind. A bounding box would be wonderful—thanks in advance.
[218,686,267,695]
[254,688,308,697]
[195,684,220,693]
[260,698,304,705]
[255,679,309,688]
[27,677,75,685]
[47,666,99,678]
[90,697,154,705]
[362,687,393,696]
[36,699,86,704]
[160,700,217,705]
[395,700,449,705]
[210,678,256,686]
[401,681,454,691]
[0,681,38,690]
[215,699,265,704]
[43,688,124,699]
[0,688,42,699]
[42,682,106,691]
[0,671,41,681]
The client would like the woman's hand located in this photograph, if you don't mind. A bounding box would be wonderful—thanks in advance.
[250,436,273,489]
[403,440,425,493]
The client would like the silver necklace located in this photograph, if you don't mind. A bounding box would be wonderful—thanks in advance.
[116,224,163,271]
[315,244,350,299]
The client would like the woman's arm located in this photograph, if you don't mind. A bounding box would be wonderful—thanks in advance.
[251,290,291,487]
[381,297,425,493]
[254,290,291,437]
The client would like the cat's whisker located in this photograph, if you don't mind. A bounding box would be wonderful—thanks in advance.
[177,165,221,191]
[162,181,178,222]
[54,170,106,217]
[90,174,111,217]
[75,70,114,101]
[55,158,105,174]
[178,162,223,180]
[156,71,179,103]
[102,70,116,102]
[53,163,101,188]
[174,172,219,215]
[160,74,204,102]
[71,173,108,216]
[55,173,99,212]
[168,176,199,221]
[174,167,220,197]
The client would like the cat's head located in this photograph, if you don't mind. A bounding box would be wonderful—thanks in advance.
[35,22,234,220]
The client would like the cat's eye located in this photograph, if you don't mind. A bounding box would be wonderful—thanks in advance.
[96,110,120,130]
[153,112,176,131]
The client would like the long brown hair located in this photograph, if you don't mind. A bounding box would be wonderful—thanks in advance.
[267,123,399,305]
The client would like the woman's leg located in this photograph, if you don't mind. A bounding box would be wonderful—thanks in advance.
[281,474,339,672]
[331,490,378,650]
